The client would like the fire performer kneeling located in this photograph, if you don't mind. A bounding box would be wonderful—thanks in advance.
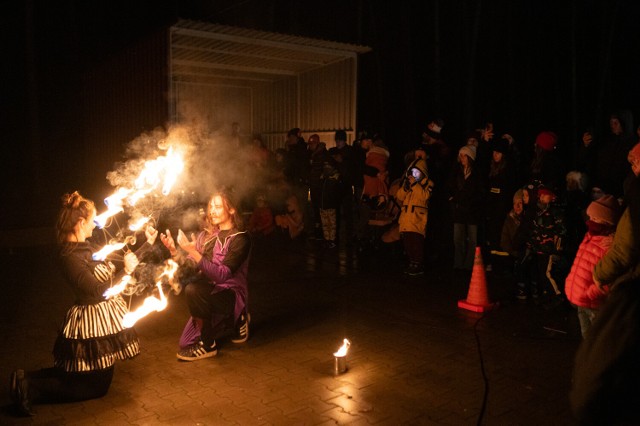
[9,191,157,416]
[161,191,251,361]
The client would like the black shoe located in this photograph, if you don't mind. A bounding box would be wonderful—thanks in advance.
[405,263,424,276]
[325,240,337,249]
[176,340,218,361]
[232,312,250,343]
[9,369,34,416]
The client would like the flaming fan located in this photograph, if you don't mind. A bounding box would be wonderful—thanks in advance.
[104,259,182,328]
[92,141,186,325]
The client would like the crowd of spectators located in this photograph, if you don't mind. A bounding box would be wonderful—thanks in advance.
[229,113,640,314]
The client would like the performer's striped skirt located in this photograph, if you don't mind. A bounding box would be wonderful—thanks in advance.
[53,296,140,372]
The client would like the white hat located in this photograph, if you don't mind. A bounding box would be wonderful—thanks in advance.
[459,144,476,161]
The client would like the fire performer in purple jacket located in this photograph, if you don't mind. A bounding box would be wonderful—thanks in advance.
[161,191,251,361]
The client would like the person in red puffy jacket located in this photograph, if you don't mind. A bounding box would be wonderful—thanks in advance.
[564,194,621,338]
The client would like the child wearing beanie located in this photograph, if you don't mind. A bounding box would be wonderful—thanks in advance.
[564,194,620,338]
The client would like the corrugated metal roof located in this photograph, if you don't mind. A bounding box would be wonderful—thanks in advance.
[170,19,371,87]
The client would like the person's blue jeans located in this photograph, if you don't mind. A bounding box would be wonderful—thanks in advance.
[453,223,477,270]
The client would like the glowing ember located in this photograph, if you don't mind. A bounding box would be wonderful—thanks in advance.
[103,274,132,298]
[333,338,351,357]
[122,282,167,328]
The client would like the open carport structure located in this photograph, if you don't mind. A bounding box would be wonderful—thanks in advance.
[169,19,372,149]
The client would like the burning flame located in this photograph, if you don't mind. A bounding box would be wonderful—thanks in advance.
[103,274,132,298]
[161,146,184,195]
[133,146,184,198]
[92,242,126,261]
[94,188,131,228]
[92,236,135,261]
[122,282,167,328]
[121,259,180,328]
[129,216,150,232]
[95,146,184,228]
[333,338,351,357]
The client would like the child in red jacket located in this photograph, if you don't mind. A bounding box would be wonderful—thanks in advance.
[564,195,620,338]
[248,194,274,237]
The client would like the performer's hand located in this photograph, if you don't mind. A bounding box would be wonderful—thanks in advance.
[176,230,201,262]
[160,229,178,256]
[123,252,139,274]
[176,229,196,253]
[145,225,158,245]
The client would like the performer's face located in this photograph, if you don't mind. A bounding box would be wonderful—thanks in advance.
[208,195,234,229]
[82,209,97,238]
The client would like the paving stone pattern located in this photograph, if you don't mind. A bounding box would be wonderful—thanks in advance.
[0,238,580,425]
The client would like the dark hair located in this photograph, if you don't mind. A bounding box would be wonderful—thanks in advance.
[56,191,95,244]
[335,130,347,142]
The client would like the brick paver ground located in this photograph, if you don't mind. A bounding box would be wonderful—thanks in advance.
[0,235,580,425]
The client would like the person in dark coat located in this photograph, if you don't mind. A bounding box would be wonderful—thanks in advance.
[593,111,636,198]
[447,145,485,270]
[483,137,517,271]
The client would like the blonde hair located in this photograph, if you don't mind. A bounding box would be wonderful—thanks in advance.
[56,191,95,244]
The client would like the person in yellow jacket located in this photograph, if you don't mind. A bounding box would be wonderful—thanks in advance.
[395,158,435,275]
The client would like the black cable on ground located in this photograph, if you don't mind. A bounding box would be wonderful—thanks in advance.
[473,311,489,426]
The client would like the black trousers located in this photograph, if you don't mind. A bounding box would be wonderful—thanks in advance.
[402,231,425,265]
[184,282,236,345]
[27,366,114,404]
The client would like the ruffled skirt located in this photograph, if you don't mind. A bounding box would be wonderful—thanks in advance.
[53,296,140,372]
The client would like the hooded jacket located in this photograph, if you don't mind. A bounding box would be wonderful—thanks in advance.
[363,145,390,198]
[395,158,434,236]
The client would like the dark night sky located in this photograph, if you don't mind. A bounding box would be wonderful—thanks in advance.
[2,0,640,228]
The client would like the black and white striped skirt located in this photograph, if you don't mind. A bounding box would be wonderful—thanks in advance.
[53,296,140,372]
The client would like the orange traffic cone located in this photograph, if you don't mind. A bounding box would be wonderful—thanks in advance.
[458,247,497,313]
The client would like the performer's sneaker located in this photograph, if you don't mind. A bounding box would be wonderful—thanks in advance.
[231,312,250,343]
[176,340,217,361]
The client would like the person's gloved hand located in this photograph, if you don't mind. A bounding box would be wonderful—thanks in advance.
[145,225,158,245]
[124,252,139,275]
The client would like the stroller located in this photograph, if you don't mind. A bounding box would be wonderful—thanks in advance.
[358,178,402,250]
